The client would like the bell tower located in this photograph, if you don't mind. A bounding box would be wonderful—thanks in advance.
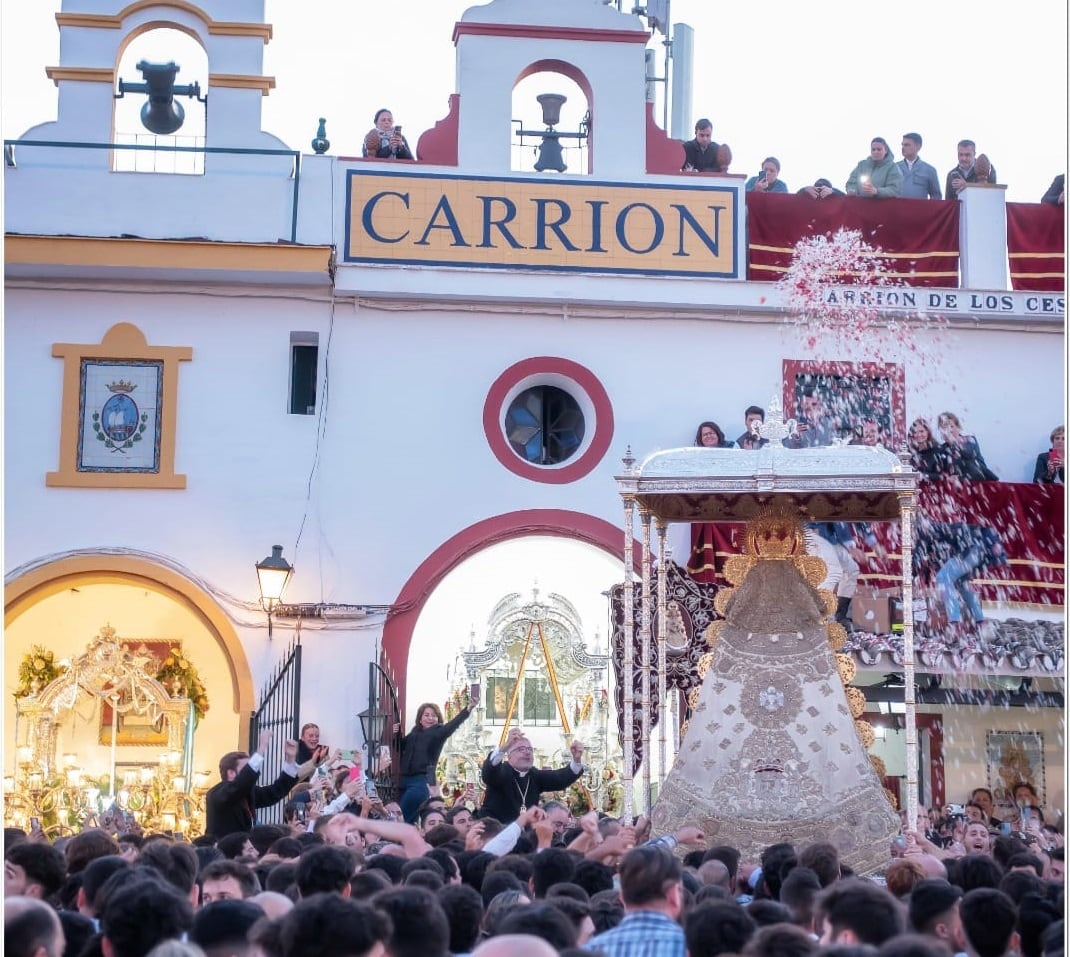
[451,0,651,177]
[26,0,281,164]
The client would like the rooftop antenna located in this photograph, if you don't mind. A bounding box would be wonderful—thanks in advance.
[633,2,677,132]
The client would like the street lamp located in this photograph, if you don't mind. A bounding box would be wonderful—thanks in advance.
[255,545,293,637]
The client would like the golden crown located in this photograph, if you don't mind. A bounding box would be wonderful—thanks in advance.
[106,379,137,393]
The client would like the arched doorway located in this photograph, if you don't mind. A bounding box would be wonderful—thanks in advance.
[382,509,639,724]
[4,553,254,785]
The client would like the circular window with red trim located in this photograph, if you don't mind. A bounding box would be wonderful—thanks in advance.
[483,357,614,484]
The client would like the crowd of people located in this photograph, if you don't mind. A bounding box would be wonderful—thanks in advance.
[680,121,1065,205]
[356,109,1069,210]
[5,742,1064,957]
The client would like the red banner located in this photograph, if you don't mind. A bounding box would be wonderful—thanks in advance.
[746,193,961,287]
[1006,202,1066,292]
[687,480,1063,608]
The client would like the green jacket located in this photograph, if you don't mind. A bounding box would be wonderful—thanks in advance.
[846,153,903,198]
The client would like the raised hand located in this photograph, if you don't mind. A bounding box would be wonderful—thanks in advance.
[569,740,585,762]
[257,730,273,754]
[283,739,298,764]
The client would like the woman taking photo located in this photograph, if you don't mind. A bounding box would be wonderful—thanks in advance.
[363,108,414,160]
[396,698,473,824]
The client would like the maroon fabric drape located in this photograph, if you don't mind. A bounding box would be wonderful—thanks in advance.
[746,192,961,287]
[688,481,1064,607]
[1006,202,1066,292]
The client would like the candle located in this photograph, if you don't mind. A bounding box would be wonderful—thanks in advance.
[172,776,187,793]
[28,772,44,790]
[62,753,78,769]
[161,812,176,831]
[140,767,155,785]
[16,747,33,766]
[193,771,210,790]
[123,770,138,788]
[3,776,14,794]
[66,769,82,787]
[57,807,70,825]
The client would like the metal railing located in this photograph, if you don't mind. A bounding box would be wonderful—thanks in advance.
[248,634,302,825]
[3,138,303,243]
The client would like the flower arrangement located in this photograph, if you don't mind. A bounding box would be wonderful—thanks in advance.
[155,648,209,721]
[15,646,65,697]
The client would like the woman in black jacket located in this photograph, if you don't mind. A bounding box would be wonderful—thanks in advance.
[938,412,998,481]
[1033,425,1064,484]
[396,700,472,824]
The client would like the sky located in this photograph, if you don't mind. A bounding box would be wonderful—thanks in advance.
[2,0,1066,204]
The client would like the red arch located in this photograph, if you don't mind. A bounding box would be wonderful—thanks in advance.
[383,509,639,720]
[514,59,594,171]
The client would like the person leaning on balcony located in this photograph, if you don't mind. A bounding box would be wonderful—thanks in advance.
[681,118,721,172]
[695,420,728,448]
[745,156,789,193]
[1040,174,1065,205]
[897,133,942,199]
[363,108,414,160]
[937,412,998,481]
[845,137,903,198]
[1033,425,1065,484]
[797,178,844,199]
[945,139,996,199]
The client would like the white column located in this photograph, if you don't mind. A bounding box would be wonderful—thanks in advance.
[959,184,1008,290]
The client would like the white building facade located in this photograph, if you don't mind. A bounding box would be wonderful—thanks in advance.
[5,0,1064,824]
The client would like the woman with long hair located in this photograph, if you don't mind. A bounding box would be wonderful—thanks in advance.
[907,417,949,481]
[396,699,472,824]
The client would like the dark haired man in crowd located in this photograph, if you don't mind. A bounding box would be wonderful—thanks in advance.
[816,878,903,946]
[206,731,299,839]
[5,842,66,901]
[586,844,685,956]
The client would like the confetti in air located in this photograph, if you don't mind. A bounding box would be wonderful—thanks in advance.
[776,228,949,380]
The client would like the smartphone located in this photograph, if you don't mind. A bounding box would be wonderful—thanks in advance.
[470,682,481,704]
[338,749,357,761]
[394,125,402,135]
[365,777,378,800]
[347,766,363,783]
[1000,822,1012,836]
[30,817,41,832]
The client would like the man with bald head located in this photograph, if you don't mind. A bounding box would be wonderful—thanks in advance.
[5,897,64,957]
[473,934,559,957]
[697,859,732,892]
[480,728,585,824]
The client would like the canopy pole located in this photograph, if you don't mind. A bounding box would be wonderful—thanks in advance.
[656,518,670,786]
[639,508,653,812]
[622,494,636,822]
[899,492,919,831]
